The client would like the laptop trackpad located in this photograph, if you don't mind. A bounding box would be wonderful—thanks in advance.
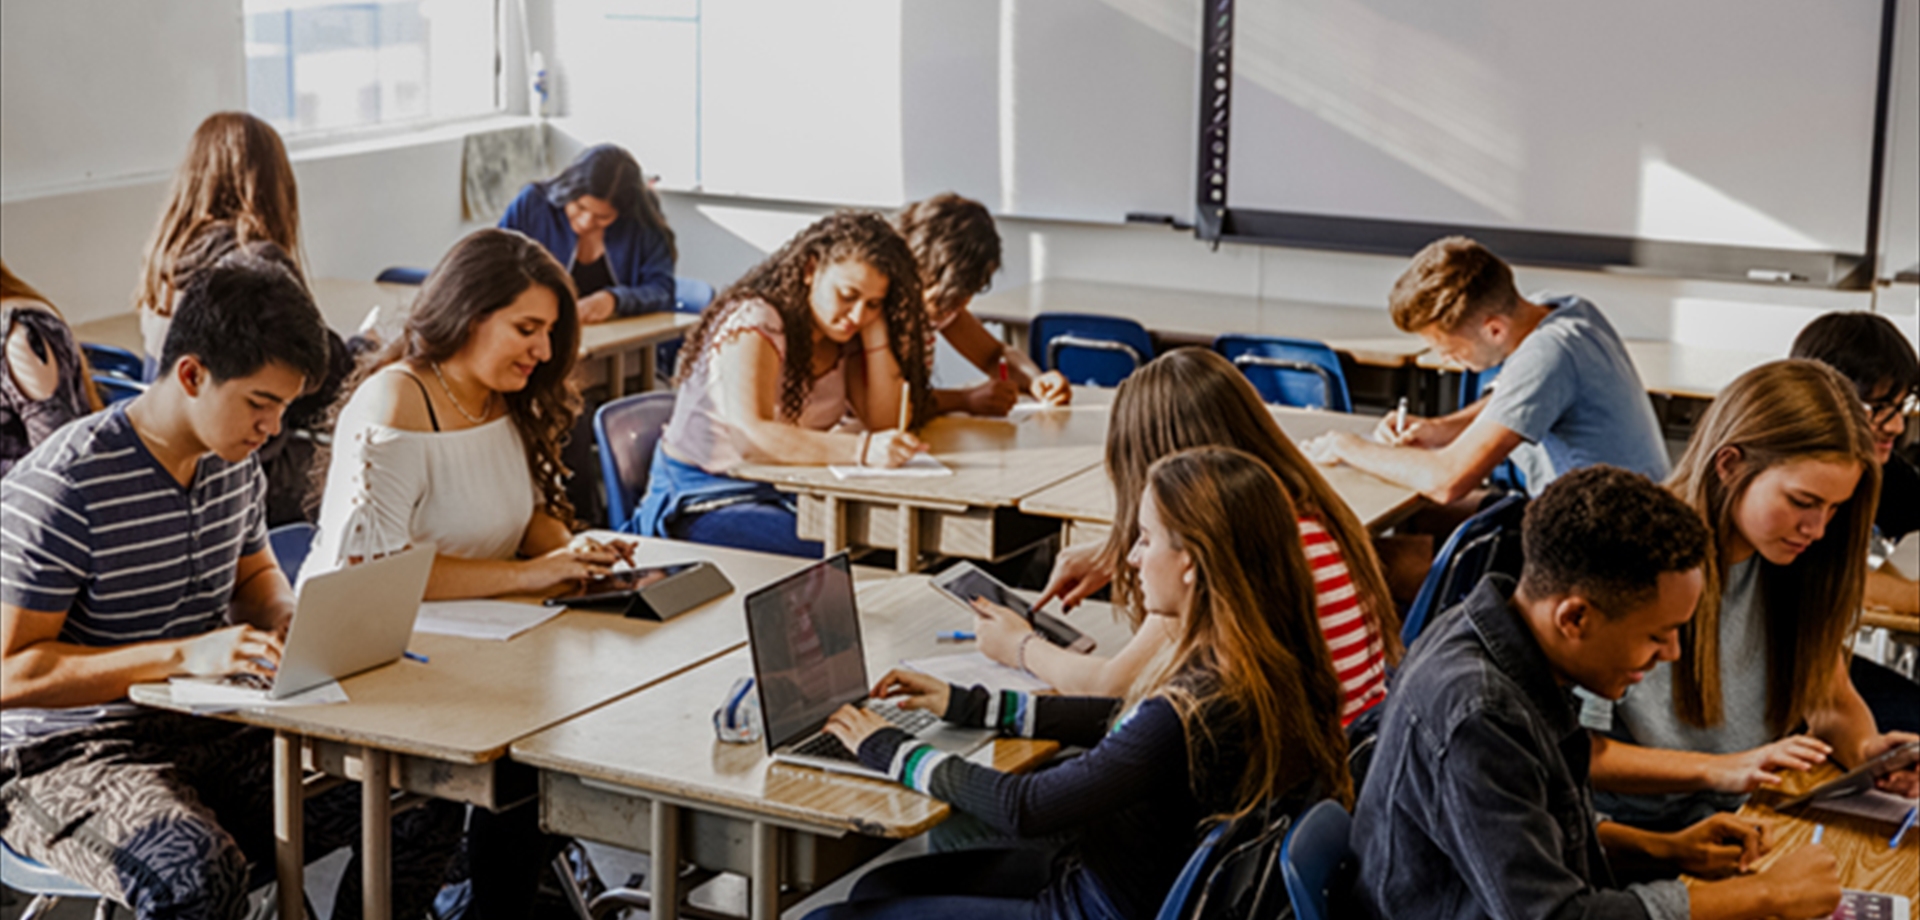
[919,724,995,755]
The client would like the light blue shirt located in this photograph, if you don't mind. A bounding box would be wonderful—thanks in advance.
[1482,295,1670,493]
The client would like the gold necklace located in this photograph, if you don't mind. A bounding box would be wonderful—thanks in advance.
[429,361,493,424]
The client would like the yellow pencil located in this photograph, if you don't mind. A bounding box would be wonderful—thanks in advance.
[898,380,911,431]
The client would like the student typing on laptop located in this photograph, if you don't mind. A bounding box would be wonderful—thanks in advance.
[802,448,1352,920]
[0,246,461,919]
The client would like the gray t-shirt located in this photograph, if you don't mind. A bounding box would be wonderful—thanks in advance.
[1602,557,1772,827]
[1481,295,1670,494]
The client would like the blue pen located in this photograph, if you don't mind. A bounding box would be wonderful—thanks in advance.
[403,650,430,664]
[1811,824,1825,845]
[1893,806,1918,848]
[936,630,976,643]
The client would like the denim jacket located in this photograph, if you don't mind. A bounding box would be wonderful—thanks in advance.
[1351,575,1686,920]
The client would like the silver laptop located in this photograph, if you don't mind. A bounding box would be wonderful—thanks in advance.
[746,553,993,779]
[253,544,435,699]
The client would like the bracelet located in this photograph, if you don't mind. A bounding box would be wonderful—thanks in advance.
[856,431,873,465]
[1016,631,1043,677]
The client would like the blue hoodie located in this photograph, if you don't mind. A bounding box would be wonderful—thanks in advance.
[498,183,676,317]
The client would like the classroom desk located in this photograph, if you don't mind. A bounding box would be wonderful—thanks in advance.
[576,310,702,397]
[69,278,419,354]
[128,536,814,920]
[513,574,1142,920]
[1018,405,1425,547]
[730,390,1119,573]
[970,280,1427,369]
[1689,764,1918,899]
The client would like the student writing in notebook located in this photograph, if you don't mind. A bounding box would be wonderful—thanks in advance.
[499,143,677,324]
[1353,465,1842,920]
[1589,360,1919,832]
[895,193,1070,415]
[0,249,461,918]
[980,348,1399,727]
[809,447,1351,920]
[630,211,933,556]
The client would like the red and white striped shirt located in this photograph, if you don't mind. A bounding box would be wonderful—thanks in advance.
[1300,515,1388,724]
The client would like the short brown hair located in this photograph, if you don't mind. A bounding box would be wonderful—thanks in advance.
[1388,237,1521,333]
[894,193,1001,314]
[1519,465,1710,615]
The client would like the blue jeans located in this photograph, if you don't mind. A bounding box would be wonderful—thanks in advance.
[668,499,823,558]
[629,445,822,558]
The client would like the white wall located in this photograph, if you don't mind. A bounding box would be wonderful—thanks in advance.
[1,0,1906,359]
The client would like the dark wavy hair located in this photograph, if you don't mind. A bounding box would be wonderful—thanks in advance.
[541,143,677,263]
[322,229,583,525]
[675,211,931,425]
[895,193,1001,320]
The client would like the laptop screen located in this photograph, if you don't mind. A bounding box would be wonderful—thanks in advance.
[744,553,869,751]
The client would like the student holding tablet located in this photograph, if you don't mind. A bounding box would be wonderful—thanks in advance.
[983,348,1398,725]
[1590,360,1920,831]
[0,250,460,919]
[808,447,1351,920]
[894,194,1070,414]
[499,143,677,324]
[630,211,933,556]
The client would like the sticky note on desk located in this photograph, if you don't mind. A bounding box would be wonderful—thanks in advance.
[828,454,953,480]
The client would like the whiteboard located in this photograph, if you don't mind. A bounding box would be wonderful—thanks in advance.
[1222,0,1887,254]
[548,0,1200,224]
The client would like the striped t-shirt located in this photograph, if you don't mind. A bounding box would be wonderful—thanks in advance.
[0,404,268,744]
[1300,515,1388,724]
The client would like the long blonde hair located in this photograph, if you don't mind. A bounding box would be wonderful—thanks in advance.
[134,112,302,319]
[1665,359,1879,732]
[1103,348,1402,662]
[1143,447,1352,823]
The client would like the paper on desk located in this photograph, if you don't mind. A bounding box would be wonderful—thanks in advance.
[828,454,952,480]
[414,600,561,641]
[166,677,349,713]
[1807,788,1917,824]
[902,651,1051,693]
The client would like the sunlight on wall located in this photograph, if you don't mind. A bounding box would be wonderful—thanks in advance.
[1634,151,1826,252]
[694,204,819,255]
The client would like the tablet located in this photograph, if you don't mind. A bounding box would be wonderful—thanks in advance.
[1777,740,1920,810]
[930,561,1096,654]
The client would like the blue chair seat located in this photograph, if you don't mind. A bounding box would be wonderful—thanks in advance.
[1401,493,1529,647]
[268,521,318,583]
[1215,334,1352,412]
[655,277,716,385]
[1279,800,1356,920]
[80,342,144,382]
[595,392,678,529]
[1030,312,1154,387]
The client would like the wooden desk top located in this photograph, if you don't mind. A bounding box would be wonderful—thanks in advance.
[578,311,701,360]
[71,278,418,354]
[511,575,1141,838]
[1704,764,1918,898]
[130,537,817,765]
[1019,406,1424,532]
[970,280,1426,368]
[1416,338,1774,401]
[731,389,1118,509]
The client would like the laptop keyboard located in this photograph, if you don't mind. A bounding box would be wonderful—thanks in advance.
[788,702,940,763]
[222,672,273,691]
[791,732,859,761]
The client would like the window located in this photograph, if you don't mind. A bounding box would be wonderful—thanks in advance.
[244,0,499,136]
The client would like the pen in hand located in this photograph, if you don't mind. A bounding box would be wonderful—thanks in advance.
[1393,396,1410,442]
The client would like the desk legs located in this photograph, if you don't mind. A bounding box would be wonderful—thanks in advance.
[361,746,391,920]
[274,732,306,920]
[897,506,921,573]
[607,352,629,399]
[651,800,681,920]
[751,821,781,920]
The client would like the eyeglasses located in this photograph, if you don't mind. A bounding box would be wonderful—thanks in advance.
[1863,391,1919,426]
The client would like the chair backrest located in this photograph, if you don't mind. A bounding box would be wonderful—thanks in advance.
[595,392,677,529]
[1153,822,1231,920]
[1278,800,1355,920]
[80,342,145,381]
[1,836,104,899]
[1030,312,1154,387]
[1401,493,1529,647]
[674,277,716,313]
[91,375,145,405]
[375,266,430,286]
[1214,335,1353,412]
[269,521,318,583]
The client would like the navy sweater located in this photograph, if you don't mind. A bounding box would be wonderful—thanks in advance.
[498,183,677,317]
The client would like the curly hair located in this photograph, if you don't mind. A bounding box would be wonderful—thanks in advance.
[1518,465,1711,614]
[894,193,1001,320]
[675,211,932,425]
[319,229,583,525]
[1388,236,1522,334]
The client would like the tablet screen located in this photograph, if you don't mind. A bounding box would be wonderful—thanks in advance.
[549,563,700,605]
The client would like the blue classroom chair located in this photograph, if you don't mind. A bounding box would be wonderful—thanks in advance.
[80,342,144,381]
[1400,493,1528,647]
[595,392,677,531]
[374,266,429,286]
[1457,363,1525,493]
[1279,800,1356,920]
[91,375,144,405]
[268,521,318,584]
[1,837,119,919]
[1030,312,1154,387]
[1153,822,1231,920]
[654,277,716,385]
[1214,334,1352,412]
